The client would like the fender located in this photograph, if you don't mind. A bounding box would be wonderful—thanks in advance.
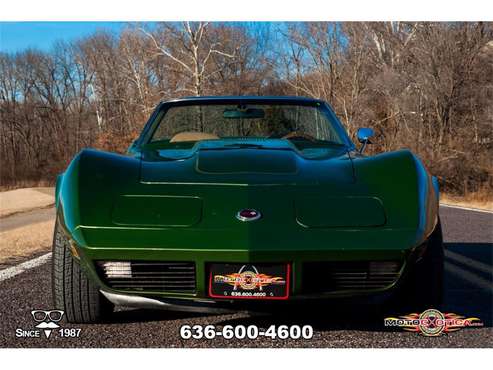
[56,149,140,246]
[351,149,438,245]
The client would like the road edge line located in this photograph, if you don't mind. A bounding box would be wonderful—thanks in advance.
[440,203,493,214]
[445,250,492,276]
[0,253,51,282]
[444,262,493,293]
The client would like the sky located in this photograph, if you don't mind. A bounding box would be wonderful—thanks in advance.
[0,22,127,53]
[0,21,274,54]
[0,21,278,55]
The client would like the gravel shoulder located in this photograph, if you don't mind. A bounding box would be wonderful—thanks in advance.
[0,187,55,218]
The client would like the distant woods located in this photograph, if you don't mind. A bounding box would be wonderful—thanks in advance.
[1,22,492,196]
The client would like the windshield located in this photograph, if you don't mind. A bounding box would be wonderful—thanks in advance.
[149,104,346,147]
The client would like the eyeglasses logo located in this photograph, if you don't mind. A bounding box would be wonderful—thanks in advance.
[31,310,64,329]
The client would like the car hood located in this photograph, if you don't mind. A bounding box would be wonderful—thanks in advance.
[62,147,426,251]
[139,140,355,185]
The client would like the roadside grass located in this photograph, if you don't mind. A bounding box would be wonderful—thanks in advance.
[441,191,493,211]
[0,212,55,268]
[0,179,54,192]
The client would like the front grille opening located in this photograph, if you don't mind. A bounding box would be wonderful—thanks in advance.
[302,261,401,293]
[96,261,196,293]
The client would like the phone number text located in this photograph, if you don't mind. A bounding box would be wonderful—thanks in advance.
[180,324,313,340]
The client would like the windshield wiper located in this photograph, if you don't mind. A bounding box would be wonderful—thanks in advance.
[221,143,267,149]
[201,143,292,151]
[288,137,346,147]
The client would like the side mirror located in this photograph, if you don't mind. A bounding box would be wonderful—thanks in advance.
[127,139,139,155]
[356,127,374,153]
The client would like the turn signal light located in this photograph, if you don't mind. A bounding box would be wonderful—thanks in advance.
[98,261,132,278]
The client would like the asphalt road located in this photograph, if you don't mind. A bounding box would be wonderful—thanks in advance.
[0,205,491,348]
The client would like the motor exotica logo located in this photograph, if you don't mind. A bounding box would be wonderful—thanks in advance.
[384,309,483,336]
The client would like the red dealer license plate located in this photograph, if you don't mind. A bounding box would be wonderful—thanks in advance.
[208,263,290,300]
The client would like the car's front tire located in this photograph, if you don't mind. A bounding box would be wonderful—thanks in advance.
[52,219,113,323]
[396,220,444,312]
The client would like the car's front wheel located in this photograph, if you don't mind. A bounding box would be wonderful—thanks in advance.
[52,219,113,323]
[396,220,444,312]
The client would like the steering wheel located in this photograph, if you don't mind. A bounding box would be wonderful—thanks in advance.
[282,131,317,142]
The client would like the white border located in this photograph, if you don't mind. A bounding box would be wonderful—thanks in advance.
[1,0,491,360]
[0,0,491,21]
[0,348,488,370]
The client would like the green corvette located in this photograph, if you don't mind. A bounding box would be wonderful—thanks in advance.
[52,96,443,323]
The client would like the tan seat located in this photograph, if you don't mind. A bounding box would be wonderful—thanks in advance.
[169,131,219,143]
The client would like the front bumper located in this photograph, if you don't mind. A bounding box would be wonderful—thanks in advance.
[72,226,423,306]
[100,285,399,313]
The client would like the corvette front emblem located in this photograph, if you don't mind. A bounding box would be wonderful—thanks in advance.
[236,209,261,222]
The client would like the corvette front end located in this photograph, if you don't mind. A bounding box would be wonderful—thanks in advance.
[53,96,441,321]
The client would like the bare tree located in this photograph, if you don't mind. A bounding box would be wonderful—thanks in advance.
[141,22,237,96]
[0,22,491,197]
